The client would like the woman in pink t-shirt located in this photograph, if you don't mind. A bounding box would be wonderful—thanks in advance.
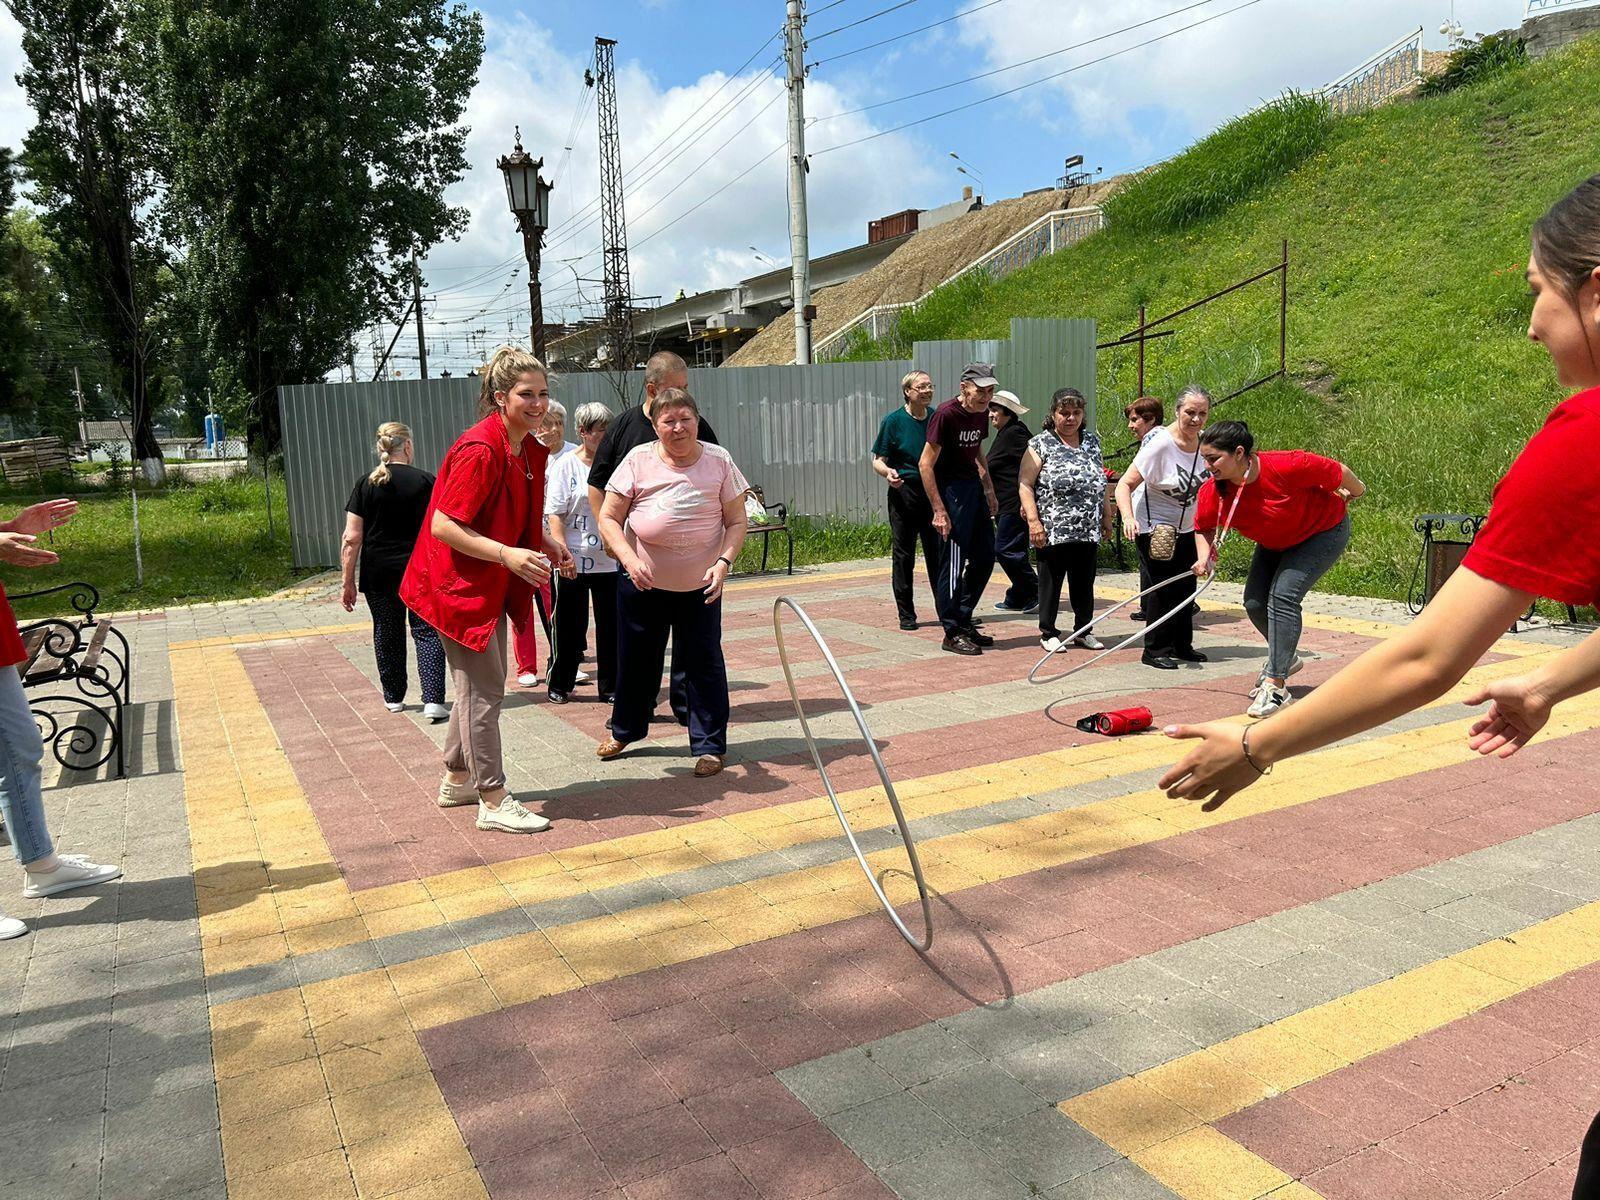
[595,388,749,777]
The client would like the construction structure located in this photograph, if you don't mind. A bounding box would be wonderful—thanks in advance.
[594,37,634,371]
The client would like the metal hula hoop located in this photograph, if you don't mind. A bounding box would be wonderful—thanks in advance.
[772,597,933,952]
[1027,485,1246,687]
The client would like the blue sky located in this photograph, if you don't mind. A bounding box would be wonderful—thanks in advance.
[0,0,1530,375]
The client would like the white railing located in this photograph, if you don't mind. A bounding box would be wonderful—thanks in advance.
[1322,26,1424,114]
[1526,0,1600,14]
[813,205,1105,361]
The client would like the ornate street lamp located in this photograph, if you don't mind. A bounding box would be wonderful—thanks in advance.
[497,127,553,360]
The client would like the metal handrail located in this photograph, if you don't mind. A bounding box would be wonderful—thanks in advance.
[1324,25,1424,92]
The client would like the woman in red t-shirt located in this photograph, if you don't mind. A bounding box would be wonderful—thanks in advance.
[0,498,122,940]
[400,346,574,835]
[1192,420,1365,719]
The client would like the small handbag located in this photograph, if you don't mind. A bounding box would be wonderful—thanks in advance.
[1145,444,1202,562]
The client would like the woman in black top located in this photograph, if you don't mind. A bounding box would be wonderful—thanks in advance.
[342,422,448,721]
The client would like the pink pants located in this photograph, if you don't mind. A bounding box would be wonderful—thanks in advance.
[510,582,552,676]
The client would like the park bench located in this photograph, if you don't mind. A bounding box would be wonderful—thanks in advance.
[13,582,130,778]
[744,485,793,576]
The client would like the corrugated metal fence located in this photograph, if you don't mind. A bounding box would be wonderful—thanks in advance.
[279,317,1096,569]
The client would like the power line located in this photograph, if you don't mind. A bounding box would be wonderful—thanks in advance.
[813,0,1234,124]
[810,0,1010,68]
[808,0,923,42]
[813,0,1266,153]
[633,141,786,250]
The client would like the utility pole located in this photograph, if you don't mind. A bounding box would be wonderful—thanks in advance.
[411,251,428,379]
[73,366,86,444]
[785,0,813,364]
[594,37,635,377]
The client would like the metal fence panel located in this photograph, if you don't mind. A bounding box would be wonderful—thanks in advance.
[279,319,1096,568]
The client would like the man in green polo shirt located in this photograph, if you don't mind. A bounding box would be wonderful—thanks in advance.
[871,370,938,631]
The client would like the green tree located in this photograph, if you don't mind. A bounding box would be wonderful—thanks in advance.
[143,0,483,450]
[8,0,169,476]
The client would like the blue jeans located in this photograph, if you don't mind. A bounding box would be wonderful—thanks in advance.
[1243,515,1350,679]
[932,478,996,635]
[0,665,51,865]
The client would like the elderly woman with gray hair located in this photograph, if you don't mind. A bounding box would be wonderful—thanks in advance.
[544,401,617,705]
[510,399,578,687]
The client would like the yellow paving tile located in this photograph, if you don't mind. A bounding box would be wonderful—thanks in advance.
[564,939,667,984]
[211,1016,317,1080]
[637,921,737,965]
[284,915,371,957]
[483,958,584,1006]
[363,898,448,940]
[216,1058,330,1125]
[330,1073,446,1145]
[386,949,482,997]
[1139,1052,1276,1122]
[1133,1127,1293,1200]
[400,976,501,1030]
[320,1033,430,1096]
[227,1149,358,1200]
[346,1122,476,1198]
[1209,1026,1344,1093]
[221,1098,343,1180]
[465,931,559,974]
[386,1170,491,1200]
[209,987,308,1035]
[1059,1077,1202,1155]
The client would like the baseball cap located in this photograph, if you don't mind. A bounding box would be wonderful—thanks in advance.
[990,389,1027,416]
[960,362,998,388]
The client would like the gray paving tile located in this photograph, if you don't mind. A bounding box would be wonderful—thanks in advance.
[1310,888,1416,929]
[1427,895,1528,939]
[1480,882,1579,922]
[1358,873,1464,912]
[1090,1012,1201,1076]
[1140,940,1249,985]
[1047,1157,1183,1198]
[1145,988,1263,1044]
[777,1049,900,1117]
[909,1062,1046,1133]
[1381,910,1485,957]
[880,1140,1035,1200]
[823,1090,956,1169]
[101,1127,223,1200]
[992,1031,1124,1102]
[529,891,610,928]
[106,1081,218,1150]
[0,1109,100,1199]
[1021,981,1128,1032]
[1253,906,1365,949]
[938,1004,1055,1059]
[1198,964,1300,1024]
[1326,930,1435,978]
[971,1109,1118,1192]
[1527,865,1600,901]
[1197,923,1301,967]
[863,1025,983,1087]
[0,1064,107,1129]
[105,1032,213,1108]
[1087,961,1190,1010]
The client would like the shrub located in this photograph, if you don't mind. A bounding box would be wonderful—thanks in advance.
[1104,92,1333,235]
[1420,32,1528,96]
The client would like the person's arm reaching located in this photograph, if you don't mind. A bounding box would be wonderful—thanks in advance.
[873,455,904,487]
[430,509,551,587]
[1336,463,1366,501]
[1159,567,1532,809]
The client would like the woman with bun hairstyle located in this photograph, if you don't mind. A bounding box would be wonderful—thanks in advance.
[1165,175,1600,1195]
[401,346,575,835]
[1192,420,1364,719]
[341,422,447,722]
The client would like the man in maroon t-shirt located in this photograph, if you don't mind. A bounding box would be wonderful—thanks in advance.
[918,363,1001,654]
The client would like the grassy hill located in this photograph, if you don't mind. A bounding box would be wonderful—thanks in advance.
[846,36,1600,602]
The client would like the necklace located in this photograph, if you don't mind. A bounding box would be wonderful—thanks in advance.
[509,440,534,481]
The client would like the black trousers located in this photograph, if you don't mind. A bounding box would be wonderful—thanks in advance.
[886,478,939,623]
[1036,542,1098,640]
[1136,532,1198,656]
[932,478,996,635]
[993,512,1039,608]
[366,589,445,705]
[612,574,728,757]
[550,572,617,695]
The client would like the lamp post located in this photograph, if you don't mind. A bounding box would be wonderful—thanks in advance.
[497,127,553,360]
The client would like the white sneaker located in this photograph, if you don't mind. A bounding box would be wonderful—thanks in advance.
[1040,636,1065,653]
[476,796,551,834]
[575,670,591,684]
[0,907,26,940]
[384,701,405,713]
[1249,656,1304,698]
[437,777,477,808]
[422,702,449,723]
[22,854,123,898]
[1074,633,1106,651]
[1246,685,1293,719]
[516,672,540,688]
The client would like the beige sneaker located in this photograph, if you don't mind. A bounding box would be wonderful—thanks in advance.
[476,796,551,834]
[437,778,477,808]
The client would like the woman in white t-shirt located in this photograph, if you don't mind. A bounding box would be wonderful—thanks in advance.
[1114,386,1212,669]
[544,403,617,705]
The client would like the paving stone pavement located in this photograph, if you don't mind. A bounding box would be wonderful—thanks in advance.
[2,557,1597,1200]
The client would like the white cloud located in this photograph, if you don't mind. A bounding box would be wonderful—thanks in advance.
[955,0,1526,150]
[0,7,32,158]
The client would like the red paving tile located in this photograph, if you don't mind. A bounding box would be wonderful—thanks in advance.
[1216,1094,1369,1177]
[726,1122,874,1200]
[1384,1109,1542,1195]
[1305,1144,1469,1200]
[683,1076,816,1152]
[477,1133,617,1200]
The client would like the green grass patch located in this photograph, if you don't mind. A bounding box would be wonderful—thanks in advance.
[844,34,1600,604]
[6,472,302,619]
[732,514,891,575]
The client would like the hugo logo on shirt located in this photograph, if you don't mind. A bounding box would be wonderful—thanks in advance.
[957,428,983,447]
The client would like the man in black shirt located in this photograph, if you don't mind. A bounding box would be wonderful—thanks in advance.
[986,389,1038,612]
[586,350,719,726]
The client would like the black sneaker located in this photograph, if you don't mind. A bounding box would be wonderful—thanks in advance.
[599,692,615,705]
[898,617,918,631]
[942,633,982,656]
[1141,653,1179,670]
[1130,610,1148,622]
[962,627,995,647]
[1172,648,1208,663]
[546,690,570,704]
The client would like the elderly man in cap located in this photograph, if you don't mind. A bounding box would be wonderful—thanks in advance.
[986,389,1039,613]
[918,363,1001,655]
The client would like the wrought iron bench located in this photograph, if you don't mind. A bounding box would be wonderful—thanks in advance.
[13,582,129,777]
[745,485,793,576]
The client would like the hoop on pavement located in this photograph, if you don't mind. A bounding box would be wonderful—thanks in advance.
[1027,486,1245,688]
[773,596,933,952]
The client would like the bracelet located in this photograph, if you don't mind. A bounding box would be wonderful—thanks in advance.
[716,555,733,567]
[1240,726,1272,776]
[496,543,507,566]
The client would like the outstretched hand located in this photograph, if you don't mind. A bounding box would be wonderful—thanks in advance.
[9,499,77,537]
[1463,674,1552,758]
[0,532,60,568]
[1156,721,1265,811]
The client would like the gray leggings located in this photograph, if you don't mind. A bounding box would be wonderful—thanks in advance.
[1243,514,1349,680]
